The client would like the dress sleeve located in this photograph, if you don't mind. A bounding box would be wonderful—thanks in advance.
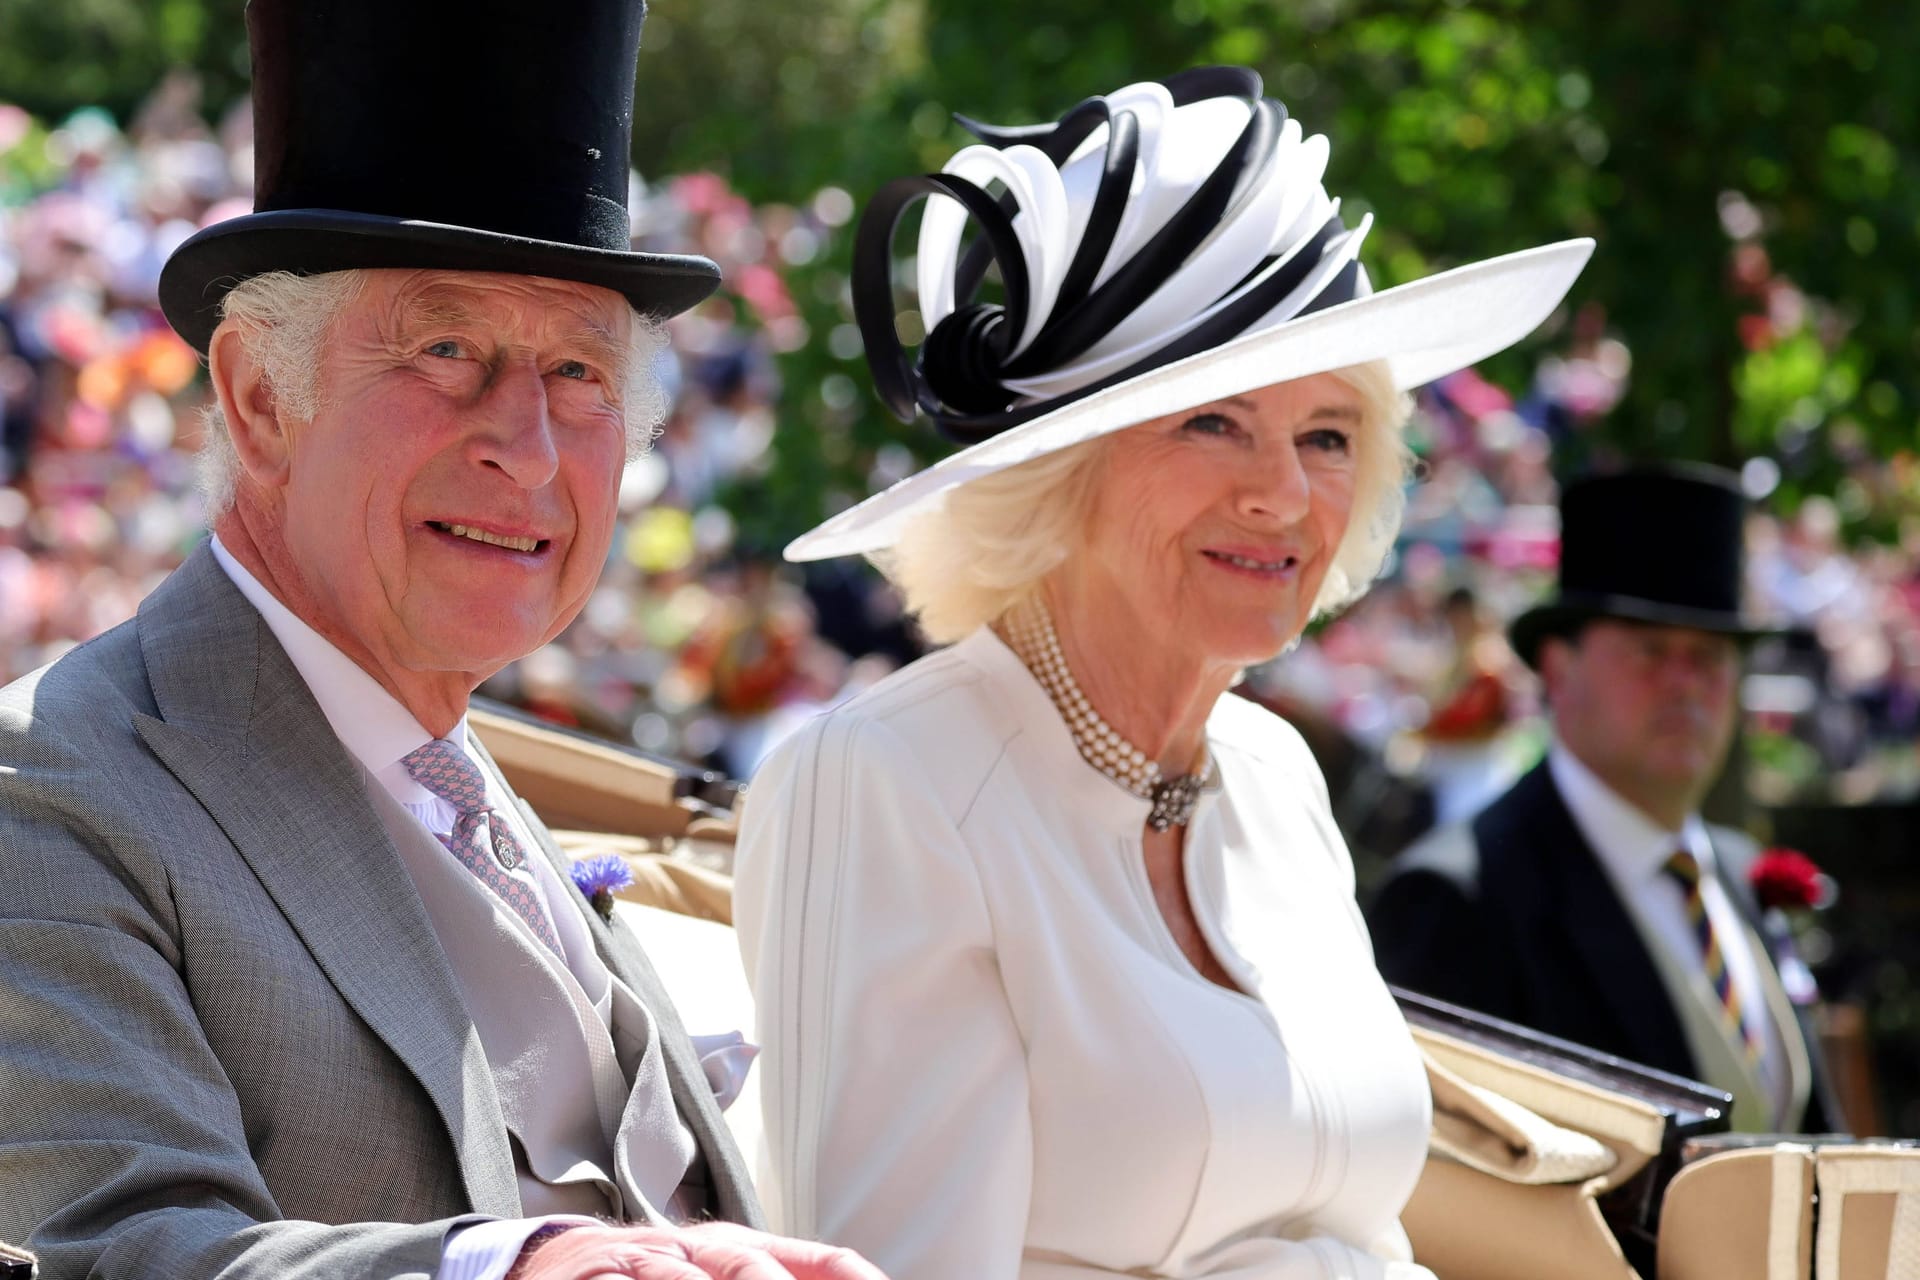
[734,713,1033,1280]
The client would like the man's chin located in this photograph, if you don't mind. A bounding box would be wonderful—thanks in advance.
[401,621,557,682]
[1642,744,1725,790]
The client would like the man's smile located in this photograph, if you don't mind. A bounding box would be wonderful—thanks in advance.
[423,520,550,555]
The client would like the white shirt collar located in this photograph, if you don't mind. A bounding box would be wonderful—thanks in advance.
[1548,738,1715,886]
[209,535,463,803]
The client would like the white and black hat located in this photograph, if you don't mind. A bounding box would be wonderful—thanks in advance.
[788,66,1593,561]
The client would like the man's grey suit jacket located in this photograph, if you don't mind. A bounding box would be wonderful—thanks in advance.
[0,545,763,1279]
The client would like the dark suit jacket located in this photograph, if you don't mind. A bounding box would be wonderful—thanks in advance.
[1367,761,1840,1134]
[0,546,763,1279]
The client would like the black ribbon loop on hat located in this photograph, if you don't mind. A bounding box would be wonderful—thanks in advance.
[920,303,1017,415]
[1298,258,1363,317]
[1127,213,1349,371]
[852,66,1355,445]
[950,97,1131,309]
[1053,108,1138,316]
[951,98,1139,325]
[1162,64,1265,107]
[851,172,1033,425]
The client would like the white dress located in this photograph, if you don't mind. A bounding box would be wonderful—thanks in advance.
[734,627,1435,1280]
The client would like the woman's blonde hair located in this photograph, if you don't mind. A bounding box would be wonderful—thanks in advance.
[878,361,1413,644]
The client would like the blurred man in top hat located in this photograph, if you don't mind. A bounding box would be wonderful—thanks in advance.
[1368,466,1842,1134]
[0,3,886,1279]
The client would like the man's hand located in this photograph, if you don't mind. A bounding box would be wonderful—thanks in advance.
[509,1222,889,1280]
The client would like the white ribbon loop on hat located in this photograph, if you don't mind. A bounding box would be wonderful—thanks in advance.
[919,143,1070,357]
[1087,80,1176,290]
[1036,113,1301,392]
[1008,120,1335,400]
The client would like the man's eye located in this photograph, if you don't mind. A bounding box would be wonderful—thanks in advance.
[425,340,463,359]
[555,360,590,381]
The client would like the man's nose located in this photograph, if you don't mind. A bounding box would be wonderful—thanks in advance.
[470,357,560,489]
[1654,650,1730,699]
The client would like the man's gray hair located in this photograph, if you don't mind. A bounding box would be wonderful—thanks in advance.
[197,269,671,516]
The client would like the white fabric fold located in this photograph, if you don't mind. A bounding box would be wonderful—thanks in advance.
[691,1031,759,1113]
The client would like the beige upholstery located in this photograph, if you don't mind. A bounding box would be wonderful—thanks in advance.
[1404,1025,1666,1280]
[470,706,736,844]
[1425,1050,1617,1186]
[1661,1146,1814,1280]
[1814,1147,1920,1280]
[1658,1143,1920,1280]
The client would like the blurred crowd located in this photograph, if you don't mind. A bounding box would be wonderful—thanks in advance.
[1249,316,1920,857]
[4,80,1915,839]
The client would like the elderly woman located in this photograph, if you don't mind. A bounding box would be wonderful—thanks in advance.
[734,68,1592,1280]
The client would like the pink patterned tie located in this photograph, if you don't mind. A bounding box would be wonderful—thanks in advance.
[401,738,564,958]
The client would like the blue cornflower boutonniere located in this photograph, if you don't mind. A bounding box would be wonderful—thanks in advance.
[570,854,635,922]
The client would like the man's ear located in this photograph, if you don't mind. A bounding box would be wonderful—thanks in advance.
[1536,633,1575,708]
[208,324,293,488]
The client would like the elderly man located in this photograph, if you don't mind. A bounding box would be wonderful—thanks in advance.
[0,4,883,1279]
[1369,466,1842,1134]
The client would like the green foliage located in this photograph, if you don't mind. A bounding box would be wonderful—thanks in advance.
[630,0,921,196]
[0,0,246,122]
[0,111,56,202]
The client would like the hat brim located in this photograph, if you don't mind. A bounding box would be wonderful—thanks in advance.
[160,209,723,354]
[1509,591,1780,669]
[786,237,1594,562]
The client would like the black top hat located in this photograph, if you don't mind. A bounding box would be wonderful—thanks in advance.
[158,0,721,353]
[1509,463,1775,669]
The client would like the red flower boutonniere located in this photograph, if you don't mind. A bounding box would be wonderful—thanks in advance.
[1749,847,1836,913]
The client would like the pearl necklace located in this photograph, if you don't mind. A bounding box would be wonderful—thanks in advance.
[1001,596,1216,831]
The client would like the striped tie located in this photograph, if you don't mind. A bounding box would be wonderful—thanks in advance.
[402,738,565,959]
[1664,848,1761,1064]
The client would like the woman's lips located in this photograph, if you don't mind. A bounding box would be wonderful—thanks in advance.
[1201,547,1301,576]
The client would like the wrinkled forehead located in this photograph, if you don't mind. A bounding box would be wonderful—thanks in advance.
[1584,618,1744,654]
[361,268,632,351]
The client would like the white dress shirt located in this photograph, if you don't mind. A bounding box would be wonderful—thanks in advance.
[208,538,696,1280]
[735,627,1435,1280]
[1547,744,1792,1125]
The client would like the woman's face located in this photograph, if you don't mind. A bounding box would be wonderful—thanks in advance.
[1067,372,1364,670]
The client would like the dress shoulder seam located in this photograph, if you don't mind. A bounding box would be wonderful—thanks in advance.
[954,730,1022,829]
